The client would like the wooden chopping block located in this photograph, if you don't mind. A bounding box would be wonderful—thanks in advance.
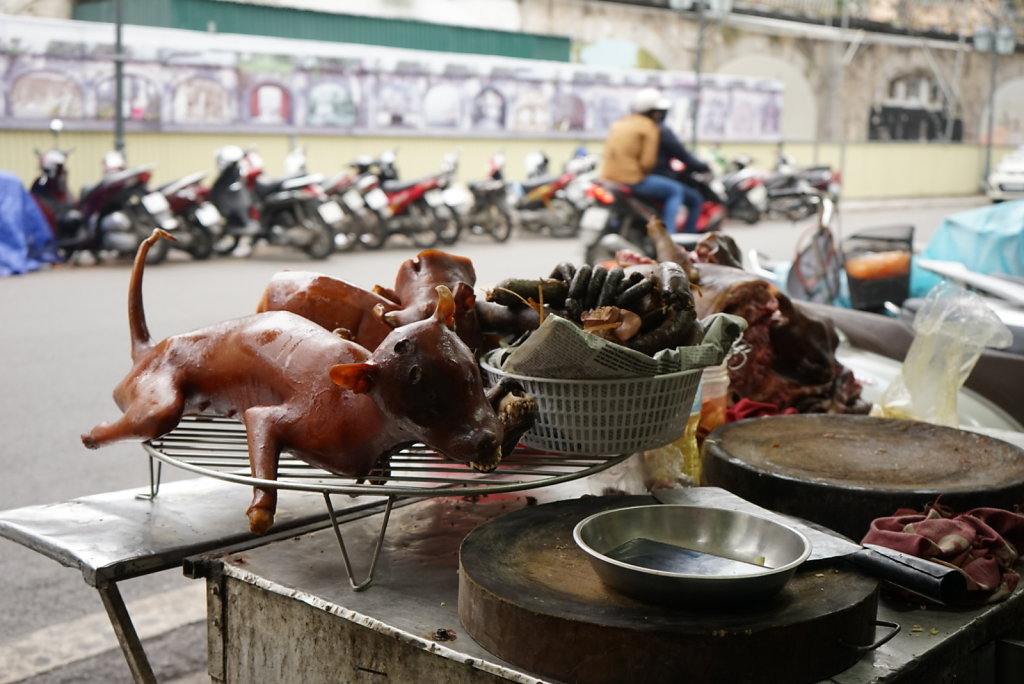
[459,495,879,684]
[701,414,1024,541]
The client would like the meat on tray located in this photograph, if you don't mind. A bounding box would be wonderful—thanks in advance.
[693,261,866,414]
[82,230,516,535]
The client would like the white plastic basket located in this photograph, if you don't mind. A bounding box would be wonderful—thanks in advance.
[481,358,703,456]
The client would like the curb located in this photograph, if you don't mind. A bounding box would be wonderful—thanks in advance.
[840,195,987,213]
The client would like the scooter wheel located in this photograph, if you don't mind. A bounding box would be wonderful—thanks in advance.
[435,207,463,246]
[186,223,214,260]
[303,216,335,260]
[547,198,581,238]
[406,203,440,249]
[485,205,512,243]
[333,231,359,252]
[358,213,387,250]
[213,234,240,256]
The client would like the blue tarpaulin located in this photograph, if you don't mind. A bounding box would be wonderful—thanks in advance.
[0,170,60,276]
[911,200,1024,297]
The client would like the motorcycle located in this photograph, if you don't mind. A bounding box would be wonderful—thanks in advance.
[156,171,224,260]
[578,162,727,265]
[321,163,388,253]
[718,158,768,224]
[30,138,178,265]
[731,154,822,222]
[352,149,462,249]
[208,146,339,259]
[461,152,513,243]
[507,150,595,238]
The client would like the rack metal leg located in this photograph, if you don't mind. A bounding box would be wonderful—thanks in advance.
[96,581,158,684]
[135,456,163,500]
[323,492,396,591]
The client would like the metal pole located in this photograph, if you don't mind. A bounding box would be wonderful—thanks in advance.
[691,2,705,149]
[983,44,999,183]
[114,0,125,152]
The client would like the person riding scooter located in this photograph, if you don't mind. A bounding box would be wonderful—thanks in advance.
[600,88,707,234]
[652,115,710,234]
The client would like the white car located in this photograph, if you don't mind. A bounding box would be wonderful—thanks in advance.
[987,146,1024,202]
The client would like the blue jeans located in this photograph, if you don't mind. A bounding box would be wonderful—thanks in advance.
[630,174,704,233]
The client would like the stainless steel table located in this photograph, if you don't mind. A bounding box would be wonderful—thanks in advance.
[0,477,338,683]
[189,486,1024,684]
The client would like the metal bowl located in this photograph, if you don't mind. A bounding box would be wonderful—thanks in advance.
[573,504,812,607]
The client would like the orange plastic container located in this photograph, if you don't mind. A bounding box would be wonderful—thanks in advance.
[844,251,911,280]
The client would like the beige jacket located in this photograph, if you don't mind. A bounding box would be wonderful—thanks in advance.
[599,113,660,185]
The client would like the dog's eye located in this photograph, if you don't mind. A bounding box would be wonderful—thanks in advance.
[394,339,414,355]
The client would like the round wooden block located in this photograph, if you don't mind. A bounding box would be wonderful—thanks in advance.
[702,414,1024,541]
[459,495,879,684]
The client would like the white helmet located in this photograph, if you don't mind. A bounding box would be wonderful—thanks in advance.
[216,145,245,170]
[631,88,671,113]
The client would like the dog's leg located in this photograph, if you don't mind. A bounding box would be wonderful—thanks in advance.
[242,405,287,535]
[81,376,185,448]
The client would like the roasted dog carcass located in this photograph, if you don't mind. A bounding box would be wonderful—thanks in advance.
[83,231,507,534]
[693,262,866,413]
[258,250,483,353]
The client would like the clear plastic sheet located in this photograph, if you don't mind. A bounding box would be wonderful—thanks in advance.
[870,281,1013,427]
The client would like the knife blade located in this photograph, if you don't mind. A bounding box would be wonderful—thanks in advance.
[651,487,967,604]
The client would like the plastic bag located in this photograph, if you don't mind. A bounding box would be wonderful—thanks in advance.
[587,445,691,496]
[870,281,1013,427]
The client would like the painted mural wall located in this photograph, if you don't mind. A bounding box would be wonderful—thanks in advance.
[0,15,782,143]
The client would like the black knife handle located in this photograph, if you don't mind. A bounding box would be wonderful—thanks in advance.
[846,544,968,604]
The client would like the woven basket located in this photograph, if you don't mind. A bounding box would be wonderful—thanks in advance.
[481,358,702,456]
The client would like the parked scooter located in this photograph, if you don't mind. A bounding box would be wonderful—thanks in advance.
[578,161,727,265]
[730,154,822,221]
[156,171,224,260]
[30,130,178,265]
[462,152,513,242]
[320,161,388,252]
[352,149,462,249]
[507,151,595,238]
[208,146,338,259]
[718,156,768,224]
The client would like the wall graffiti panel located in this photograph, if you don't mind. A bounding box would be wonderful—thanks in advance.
[0,15,782,142]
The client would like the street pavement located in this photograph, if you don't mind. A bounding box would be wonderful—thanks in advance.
[0,195,989,683]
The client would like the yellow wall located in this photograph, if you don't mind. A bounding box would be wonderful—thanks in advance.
[1,128,1015,200]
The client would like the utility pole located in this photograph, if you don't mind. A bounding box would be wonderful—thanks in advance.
[114,0,125,152]
[692,1,705,149]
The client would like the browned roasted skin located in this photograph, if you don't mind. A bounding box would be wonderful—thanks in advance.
[83,231,504,534]
[386,250,483,352]
[256,270,399,349]
[645,217,701,283]
[693,262,864,413]
[258,250,484,353]
[693,233,744,269]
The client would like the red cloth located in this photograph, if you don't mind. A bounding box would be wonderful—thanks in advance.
[862,502,1024,604]
[725,398,798,422]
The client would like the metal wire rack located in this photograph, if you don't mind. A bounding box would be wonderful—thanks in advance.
[142,414,630,589]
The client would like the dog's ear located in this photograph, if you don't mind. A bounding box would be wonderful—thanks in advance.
[372,303,401,328]
[329,363,375,394]
[432,285,456,328]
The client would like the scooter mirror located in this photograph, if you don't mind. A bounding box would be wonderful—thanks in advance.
[103,150,126,173]
[442,151,459,171]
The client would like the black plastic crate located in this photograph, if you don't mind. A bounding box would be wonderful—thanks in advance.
[842,224,914,311]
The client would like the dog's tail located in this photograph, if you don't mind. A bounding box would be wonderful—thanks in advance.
[128,229,175,360]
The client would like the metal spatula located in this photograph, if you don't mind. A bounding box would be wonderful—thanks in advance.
[606,537,772,576]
